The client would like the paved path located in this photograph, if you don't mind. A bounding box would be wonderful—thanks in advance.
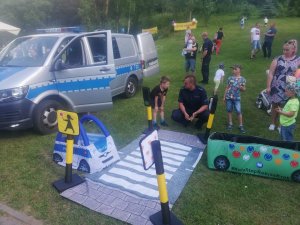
[0,203,42,225]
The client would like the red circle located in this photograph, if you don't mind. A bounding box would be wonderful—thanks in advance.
[272,148,280,155]
[232,151,241,158]
[252,151,260,158]
[290,161,299,168]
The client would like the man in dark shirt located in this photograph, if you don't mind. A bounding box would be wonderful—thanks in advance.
[171,75,209,129]
[262,22,277,59]
[201,32,213,84]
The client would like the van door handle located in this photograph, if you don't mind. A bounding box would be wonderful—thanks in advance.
[99,67,110,72]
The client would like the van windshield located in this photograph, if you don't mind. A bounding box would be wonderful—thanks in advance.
[0,36,58,67]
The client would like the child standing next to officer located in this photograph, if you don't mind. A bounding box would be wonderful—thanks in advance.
[223,64,246,133]
[275,82,299,141]
[150,76,171,129]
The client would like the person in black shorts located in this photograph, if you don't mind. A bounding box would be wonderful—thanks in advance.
[150,76,171,129]
[171,75,209,129]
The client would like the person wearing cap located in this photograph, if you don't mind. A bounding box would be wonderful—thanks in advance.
[213,63,225,95]
[171,75,209,129]
[275,82,299,141]
[200,32,213,84]
[223,64,246,133]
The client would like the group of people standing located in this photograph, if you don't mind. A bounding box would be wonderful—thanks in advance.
[149,21,300,142]
[250,22,277,59]
[183,28,224,84]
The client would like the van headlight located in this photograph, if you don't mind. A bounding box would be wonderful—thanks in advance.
[0,86,29,102]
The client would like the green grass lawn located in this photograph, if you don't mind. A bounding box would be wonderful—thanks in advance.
[1,15,300,225]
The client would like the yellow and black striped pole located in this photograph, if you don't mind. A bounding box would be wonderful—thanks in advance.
[53,110,84,193]
[143,87,153,133]
[198,95,218,144]
[65,134,74,183]
[150,140,183,225]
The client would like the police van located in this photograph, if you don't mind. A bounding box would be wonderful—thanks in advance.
[0,28,159,134]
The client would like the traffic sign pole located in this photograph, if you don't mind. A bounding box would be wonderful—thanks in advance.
[142,87,154,134]
[150,140,183,225]
[198,95,218,144]
[65,134,74,183]
[53,110,84,193]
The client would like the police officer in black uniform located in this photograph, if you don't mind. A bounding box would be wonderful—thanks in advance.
[171,75,209,129]
[200,32,213,84]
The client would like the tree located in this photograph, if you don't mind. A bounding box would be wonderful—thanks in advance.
[261,0,277,17]
[288,0,300,16]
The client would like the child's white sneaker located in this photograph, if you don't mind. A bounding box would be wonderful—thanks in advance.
[277,126,281,134]
[268,124,275,131]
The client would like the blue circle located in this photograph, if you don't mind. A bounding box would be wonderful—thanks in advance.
[282,154,290,160]
[247,146,254,153]
[256,162,263,168]
[229,144,235,150]
[264,153,273,161]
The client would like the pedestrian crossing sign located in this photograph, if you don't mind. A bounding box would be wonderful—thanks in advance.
[57,110,79,135]
[139,130,158,170]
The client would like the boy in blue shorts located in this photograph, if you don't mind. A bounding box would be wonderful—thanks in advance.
[223,64,246,133]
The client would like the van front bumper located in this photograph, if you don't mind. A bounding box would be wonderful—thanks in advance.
[0,99,35,130]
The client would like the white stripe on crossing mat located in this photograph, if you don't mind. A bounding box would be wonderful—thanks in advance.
[160,146,189,156]
[160,140,192,151]
[117,160,173,179]
[99,174,159,198]
[108,167,158,185]
[131,150,184,163]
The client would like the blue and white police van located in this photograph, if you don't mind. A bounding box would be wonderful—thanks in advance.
[0,27,159,134]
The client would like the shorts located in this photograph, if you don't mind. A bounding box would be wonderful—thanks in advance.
[226,99,242,114]
[150,98,162,108]
[214,79,221,90]
[252,40,261,50]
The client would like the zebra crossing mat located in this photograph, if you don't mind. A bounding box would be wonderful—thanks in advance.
[61,130,205,224]
[87,129,204,204]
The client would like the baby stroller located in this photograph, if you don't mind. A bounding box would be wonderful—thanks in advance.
[256,89,272,115]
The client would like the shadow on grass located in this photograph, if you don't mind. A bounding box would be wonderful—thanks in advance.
[0,128,37,139]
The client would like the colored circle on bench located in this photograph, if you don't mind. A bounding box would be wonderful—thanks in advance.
[272,148,280,155]
[275,159,282,165]
[282,154,290,160]
[256,162,263,168]
[229,144,235,150]
[290,161,299,168]
[247,146,254,153]
[264,153,272,161]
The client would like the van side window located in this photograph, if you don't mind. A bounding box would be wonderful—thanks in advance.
[112,37,120,59]
[115,37,135,58]
[87,35,107,64]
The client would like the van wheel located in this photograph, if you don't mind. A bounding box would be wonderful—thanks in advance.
[33,100,62,135]
[124,77,137,98]
[53,153,63,163]
[214,155,230,171]
[291,170,300,182]
[78,160,90,173]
